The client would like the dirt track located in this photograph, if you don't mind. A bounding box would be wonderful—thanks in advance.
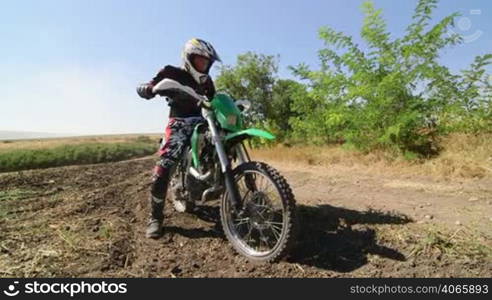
[1,156,491,277]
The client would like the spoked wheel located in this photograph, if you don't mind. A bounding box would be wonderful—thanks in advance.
[221,161,297,263]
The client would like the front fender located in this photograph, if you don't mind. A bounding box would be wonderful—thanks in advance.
[224,128,276,142]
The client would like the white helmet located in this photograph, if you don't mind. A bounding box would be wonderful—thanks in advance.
[182,38,221,84]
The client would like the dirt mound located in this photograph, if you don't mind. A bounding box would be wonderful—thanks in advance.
[1,157,491,277]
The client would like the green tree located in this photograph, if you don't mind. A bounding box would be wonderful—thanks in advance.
[269,79,306,140]
[289,0,491,155]
[440,54,492,133]
[215,52,306,142]
[215,52,278,123]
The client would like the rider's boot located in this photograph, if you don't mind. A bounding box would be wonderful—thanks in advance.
[146,195,164,239]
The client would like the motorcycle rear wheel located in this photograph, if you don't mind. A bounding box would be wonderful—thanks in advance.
[168,169,195,213]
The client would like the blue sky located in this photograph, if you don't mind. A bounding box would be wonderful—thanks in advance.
[1,0,491,135]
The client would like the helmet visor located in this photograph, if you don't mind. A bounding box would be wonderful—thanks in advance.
[190,54,212,74]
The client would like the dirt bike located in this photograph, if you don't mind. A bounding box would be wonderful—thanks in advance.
[152,79,298,263]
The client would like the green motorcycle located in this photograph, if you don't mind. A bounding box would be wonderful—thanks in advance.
[153,79,297,263]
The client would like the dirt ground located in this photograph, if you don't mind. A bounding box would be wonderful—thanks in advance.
[1,156,491,277]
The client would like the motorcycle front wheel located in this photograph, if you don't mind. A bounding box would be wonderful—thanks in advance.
[220,161,298,263]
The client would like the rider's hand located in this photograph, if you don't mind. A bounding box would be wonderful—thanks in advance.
[136,84,155,100]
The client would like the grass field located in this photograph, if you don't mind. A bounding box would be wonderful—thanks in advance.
[250,133,492,179]
[1,132,490,178]
[0,134,161,173]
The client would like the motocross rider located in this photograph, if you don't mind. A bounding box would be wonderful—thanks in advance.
[136,38,221,238]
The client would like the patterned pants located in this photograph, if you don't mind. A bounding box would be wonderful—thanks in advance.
[149,116,204,220]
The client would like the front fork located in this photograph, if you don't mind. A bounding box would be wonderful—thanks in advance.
[202,108,243,213]
[235,142,257,192]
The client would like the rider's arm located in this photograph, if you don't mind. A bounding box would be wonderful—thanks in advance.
[204,77,216,100]
[136,66,174,100]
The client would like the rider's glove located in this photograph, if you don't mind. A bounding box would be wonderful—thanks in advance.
[136,84,155,100]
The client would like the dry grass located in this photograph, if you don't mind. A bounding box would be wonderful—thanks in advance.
[250,133,492,179]
[0,187,130,277]
[378,222,492,264]
[0,134,161,153]
[5,133,488,179]
[421,133,492,178]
